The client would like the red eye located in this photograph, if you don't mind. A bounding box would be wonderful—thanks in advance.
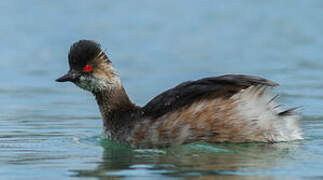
[83,65,92,72]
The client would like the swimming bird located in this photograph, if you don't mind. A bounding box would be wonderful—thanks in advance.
[56,40,303,148]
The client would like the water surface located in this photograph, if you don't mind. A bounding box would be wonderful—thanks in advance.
[1,0,323,179]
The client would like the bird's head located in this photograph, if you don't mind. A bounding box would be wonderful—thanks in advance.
[56,40,120,93]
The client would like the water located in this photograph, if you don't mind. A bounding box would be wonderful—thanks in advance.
[1,0,323,179]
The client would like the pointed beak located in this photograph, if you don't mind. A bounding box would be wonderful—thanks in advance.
[56,71,81,82]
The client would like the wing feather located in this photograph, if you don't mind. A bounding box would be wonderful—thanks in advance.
[142,74,278,118]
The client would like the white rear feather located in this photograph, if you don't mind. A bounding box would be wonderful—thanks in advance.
[231,86,303,142]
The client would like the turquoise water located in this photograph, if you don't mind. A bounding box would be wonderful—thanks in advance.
[1,0,323,179]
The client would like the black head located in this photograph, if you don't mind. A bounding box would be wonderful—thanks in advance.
[68,40,110,69]
[56,40,119,92]
[56,40,111,83]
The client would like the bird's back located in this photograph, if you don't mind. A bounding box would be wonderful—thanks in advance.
[126,75,303,148]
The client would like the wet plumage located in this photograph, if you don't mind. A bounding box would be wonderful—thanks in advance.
[56,40,303,148]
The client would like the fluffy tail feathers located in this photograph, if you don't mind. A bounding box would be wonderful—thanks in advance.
[231,85,303,142]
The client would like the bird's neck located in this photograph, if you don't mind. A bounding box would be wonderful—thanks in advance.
[93,82,138,130]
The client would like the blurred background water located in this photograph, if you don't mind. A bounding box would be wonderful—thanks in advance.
[1,0,323,179]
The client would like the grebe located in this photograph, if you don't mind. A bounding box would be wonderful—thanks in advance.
[56,40,303,148]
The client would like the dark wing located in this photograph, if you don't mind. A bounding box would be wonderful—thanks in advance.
[142,74,278,119]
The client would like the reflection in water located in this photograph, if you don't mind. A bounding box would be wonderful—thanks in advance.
[73,139,301,179]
